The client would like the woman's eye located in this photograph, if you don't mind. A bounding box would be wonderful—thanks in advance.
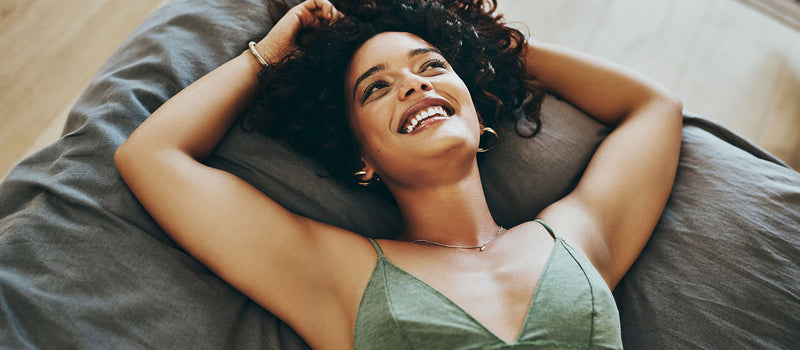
[421,59,447,72]
[363,81,389,102]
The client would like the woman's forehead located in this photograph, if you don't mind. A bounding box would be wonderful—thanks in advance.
[346,32,436,80]
[359,31,432,53]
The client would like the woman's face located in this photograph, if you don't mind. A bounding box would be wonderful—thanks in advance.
[344,32,481,187]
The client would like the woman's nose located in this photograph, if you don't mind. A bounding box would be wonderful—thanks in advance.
[399,74,432,99]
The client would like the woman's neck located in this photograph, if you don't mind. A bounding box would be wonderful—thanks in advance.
[391,163,499,246]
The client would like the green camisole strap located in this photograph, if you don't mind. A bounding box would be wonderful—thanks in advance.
[366,237,385,258]
[534,218,557,240]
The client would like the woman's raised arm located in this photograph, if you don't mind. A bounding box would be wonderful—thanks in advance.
[525,41,683,288]
[114,1,373,345]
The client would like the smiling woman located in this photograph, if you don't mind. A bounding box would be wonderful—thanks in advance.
[245,0,545,187]
[114,0,681,348]
[345,32,483,189]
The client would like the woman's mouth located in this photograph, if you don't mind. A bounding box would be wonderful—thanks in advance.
[400,105,449,134]
[398,96,456,135]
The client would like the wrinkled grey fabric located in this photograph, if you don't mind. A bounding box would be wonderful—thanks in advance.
[615,114,800,349]
[0,0,798,349]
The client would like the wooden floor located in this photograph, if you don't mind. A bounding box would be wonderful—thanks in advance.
[1,0,799,181]
[0,0,167,180]
[498,0,800,169]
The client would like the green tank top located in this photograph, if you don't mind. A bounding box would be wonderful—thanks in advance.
[354,219,623,349]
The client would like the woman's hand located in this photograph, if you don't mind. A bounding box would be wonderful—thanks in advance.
[255,0,343,64]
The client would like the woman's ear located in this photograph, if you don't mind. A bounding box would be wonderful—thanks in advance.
[356,158,377,182]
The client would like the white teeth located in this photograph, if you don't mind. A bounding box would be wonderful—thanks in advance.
[403,105,450,134]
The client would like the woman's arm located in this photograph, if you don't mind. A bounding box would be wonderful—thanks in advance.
[526,41,683,288]
[115,1,371,345]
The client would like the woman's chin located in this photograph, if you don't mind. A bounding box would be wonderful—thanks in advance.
[410,117,477,144]
[406,131,480,165]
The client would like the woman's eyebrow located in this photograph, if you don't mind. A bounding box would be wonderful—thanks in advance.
[408,47,441,58]
[353,64,386,100]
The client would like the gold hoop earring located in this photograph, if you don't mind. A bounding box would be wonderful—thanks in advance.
[478,127,498,153]
[353,170,381,187]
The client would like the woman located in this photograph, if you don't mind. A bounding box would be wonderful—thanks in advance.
[115,0,682,348]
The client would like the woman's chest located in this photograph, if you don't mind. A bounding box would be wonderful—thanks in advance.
[355,241,610,348]
[369,236,557,343]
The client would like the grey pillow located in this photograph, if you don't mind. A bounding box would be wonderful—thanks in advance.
[0,0,797,349]
[615,115,800,349]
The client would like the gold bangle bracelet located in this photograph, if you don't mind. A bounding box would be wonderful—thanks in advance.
[248,41,268,68]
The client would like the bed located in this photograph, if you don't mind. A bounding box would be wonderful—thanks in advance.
[1,0,798,348]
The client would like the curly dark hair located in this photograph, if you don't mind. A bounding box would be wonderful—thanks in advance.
[245,0,546,189]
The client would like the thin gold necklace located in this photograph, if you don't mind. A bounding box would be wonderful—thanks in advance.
[411,226,506,251]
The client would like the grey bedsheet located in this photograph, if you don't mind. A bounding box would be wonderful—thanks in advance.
[1,0,798,348]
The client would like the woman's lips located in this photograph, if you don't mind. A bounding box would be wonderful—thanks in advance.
[404,115,450,135]
[398,97,455,134]
[401,105,449,134]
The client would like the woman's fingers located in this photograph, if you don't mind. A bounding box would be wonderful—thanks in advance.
[299,0,341,23]
[289,0,340,29]
[254,0,342,64]
[316,0,343,20]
